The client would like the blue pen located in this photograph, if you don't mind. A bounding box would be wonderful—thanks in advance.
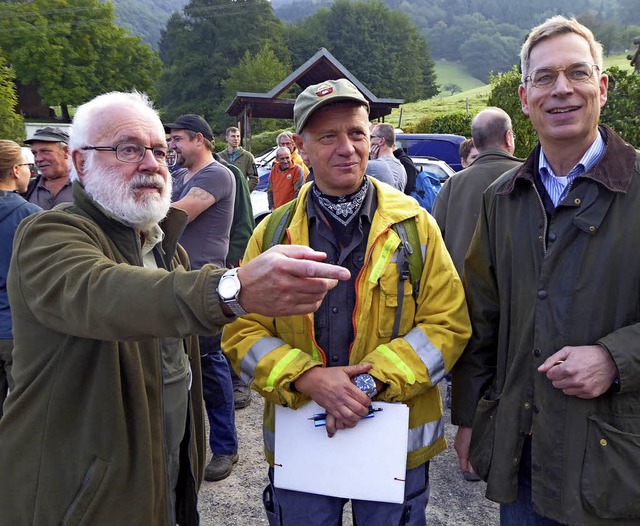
[308,406,383,427]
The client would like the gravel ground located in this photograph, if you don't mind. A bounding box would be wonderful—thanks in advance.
[197,384,499,525]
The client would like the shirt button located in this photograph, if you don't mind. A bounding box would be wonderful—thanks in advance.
[331,307,339,314]
[537,290,548,300]
[533,348,541,357]
[331,355,339,363]
[533,405,540,414]
[548,232,557,242]
[523,402,531,410]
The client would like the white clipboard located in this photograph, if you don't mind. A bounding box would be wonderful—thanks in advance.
[274,401,409,503]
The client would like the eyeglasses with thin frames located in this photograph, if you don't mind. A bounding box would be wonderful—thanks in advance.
[524,62,600,89]
[82,143,176,167]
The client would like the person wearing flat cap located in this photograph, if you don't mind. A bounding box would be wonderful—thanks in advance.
[24,126,72,209]
[222,78,471,525]
[165,114,242,483]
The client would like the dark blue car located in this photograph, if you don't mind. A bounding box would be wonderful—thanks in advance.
[396,133,465,172]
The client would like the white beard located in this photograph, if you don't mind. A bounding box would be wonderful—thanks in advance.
[83,157,172,232]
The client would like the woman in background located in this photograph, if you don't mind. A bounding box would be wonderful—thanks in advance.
[0,140,41,417]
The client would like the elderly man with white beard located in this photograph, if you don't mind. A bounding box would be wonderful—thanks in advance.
[0,91,352,526]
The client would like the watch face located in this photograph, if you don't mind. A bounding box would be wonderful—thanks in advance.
[355,374,376,396]
[218,274,239,300]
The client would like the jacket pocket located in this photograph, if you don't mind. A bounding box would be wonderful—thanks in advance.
[469,396,500,481]
[275,315,306,335]
[376,273,416,338]
[62,456,109,526]
[581,414,640,519]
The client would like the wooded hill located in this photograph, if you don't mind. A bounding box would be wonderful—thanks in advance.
[273,0,640,81]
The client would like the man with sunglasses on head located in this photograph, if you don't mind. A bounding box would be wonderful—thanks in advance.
[0,91,352,525]
[453,16,640,526]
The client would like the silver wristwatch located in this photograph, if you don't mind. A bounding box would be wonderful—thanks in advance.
[354,373,377,398]
[217,268,248,316]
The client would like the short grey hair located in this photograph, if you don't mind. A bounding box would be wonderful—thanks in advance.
[520,16,604,84]
[277,131,294,144]
[372,123,395,147]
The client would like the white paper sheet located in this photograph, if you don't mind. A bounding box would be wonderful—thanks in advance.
[274,401,409,503]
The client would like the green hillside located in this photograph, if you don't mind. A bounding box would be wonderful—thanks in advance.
[392,53,634,130]
[434,60,486,94]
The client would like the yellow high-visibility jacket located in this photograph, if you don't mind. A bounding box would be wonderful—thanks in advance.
[222,178,471,469]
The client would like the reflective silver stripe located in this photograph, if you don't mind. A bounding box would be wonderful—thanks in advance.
[404,327,445,385]
[264,426,275,454]
[239,337,286,385]
[408,417,444,452]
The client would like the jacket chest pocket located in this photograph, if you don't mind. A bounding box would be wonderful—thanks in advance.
[375,271,416,338]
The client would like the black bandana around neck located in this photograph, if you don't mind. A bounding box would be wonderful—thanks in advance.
[311,177,369,227]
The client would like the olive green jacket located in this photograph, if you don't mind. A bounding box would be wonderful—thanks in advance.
[0,183,229,525]
[219,147,259,192]
[453,127,640,525]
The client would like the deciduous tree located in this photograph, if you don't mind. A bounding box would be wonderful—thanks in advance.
[285,0,437,102]
[0,0,162,121]
[157,0,290,130]
[0,51,24,142]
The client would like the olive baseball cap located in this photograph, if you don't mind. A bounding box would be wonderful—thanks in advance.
[164,114,213,141]
[24,126,70,144]
[293,79,369,134]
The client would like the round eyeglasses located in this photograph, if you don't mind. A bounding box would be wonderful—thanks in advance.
[525,62,599,88]
[82,143,176,167]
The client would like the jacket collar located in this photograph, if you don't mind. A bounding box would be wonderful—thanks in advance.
[290,176,422,239]
[499,126,638,196]
[69,181,188,263]
[473,148,523,165]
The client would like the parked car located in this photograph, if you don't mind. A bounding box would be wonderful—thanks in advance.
[396,133,465,172]
[411,157,456,184]
[250,190,270,225]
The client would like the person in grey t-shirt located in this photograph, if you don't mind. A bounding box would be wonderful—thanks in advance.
[369,123,407,191]
[166,114,239,483]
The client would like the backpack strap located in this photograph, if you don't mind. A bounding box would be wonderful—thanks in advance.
[393,218,423,298]
[261,198,298,252]
[391,218,424,339]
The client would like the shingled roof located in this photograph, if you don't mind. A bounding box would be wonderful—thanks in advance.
[225,47,403,147]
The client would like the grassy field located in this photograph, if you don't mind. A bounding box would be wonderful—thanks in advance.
[391,54,634,130]
[433,60,486,93]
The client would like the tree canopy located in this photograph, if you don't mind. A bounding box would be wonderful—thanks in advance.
[157,0,290,130]
[286,0,438,102]
[0,52,24,142]
[0,0,162,121]
[276,0,640,82]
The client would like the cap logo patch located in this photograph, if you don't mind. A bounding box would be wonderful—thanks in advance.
[315,85,334,97]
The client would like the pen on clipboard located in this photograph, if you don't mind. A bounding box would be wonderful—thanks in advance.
[308,406,383,427]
